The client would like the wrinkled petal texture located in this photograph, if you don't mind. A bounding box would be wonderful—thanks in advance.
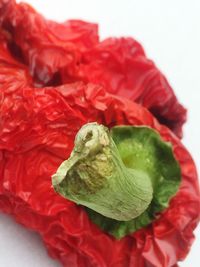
[0,81,199,267]
[0,0,186,137]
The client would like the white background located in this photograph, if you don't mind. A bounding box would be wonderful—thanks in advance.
[0,0,199,266]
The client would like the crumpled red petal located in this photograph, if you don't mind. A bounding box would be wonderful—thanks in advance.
[0,82,199,267]
[0,0,186,137]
